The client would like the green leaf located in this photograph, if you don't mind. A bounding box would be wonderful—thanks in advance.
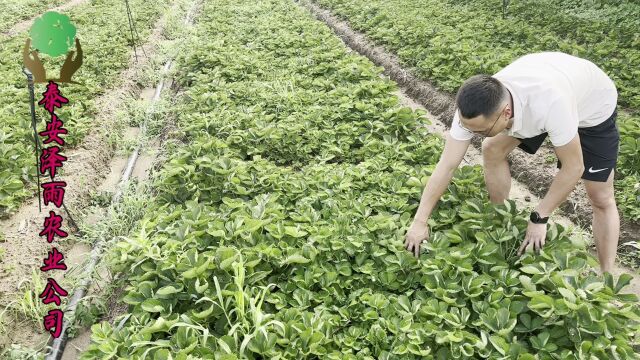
[141,299,165,313]
[284,226,308,238]
[489,335,509,355]
[557,288,576,303]
[156,284,183,298]
[520,265,543,275]
[614,274,633,294]
[283,254,311,265]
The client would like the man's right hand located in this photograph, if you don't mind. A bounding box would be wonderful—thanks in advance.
[404,220,430,257]
[400,133,468,258]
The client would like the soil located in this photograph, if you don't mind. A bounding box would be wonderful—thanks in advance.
[60,327,91,360]
[132,146,160,181]
[300,0,640,262]
[131,88,161,181]
[140,87,156,102]
[300,0,640,297]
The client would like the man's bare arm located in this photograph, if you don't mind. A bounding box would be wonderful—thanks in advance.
[535,133,584,217]
[413,133,471,223]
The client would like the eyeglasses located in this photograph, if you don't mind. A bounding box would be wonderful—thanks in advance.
[459,104,508,137]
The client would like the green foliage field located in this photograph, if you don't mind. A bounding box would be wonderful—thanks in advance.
[80,0,640,359]
[313,0,640,222]
[314,0,640,108]
[0,0,66,33]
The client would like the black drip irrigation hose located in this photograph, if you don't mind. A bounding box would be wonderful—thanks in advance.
[44,2,199,359]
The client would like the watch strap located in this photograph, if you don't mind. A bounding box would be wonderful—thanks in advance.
[530,211,549,224]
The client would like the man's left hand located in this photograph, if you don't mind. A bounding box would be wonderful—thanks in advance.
[517,221,548,256]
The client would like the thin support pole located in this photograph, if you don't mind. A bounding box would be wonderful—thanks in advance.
[62,203,80,234]
[124,0,146,61]
[125,0,138,61]
[127,0,147,58]
[23,68,42,212]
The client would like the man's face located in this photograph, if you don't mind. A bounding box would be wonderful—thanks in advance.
[459,104,511,137]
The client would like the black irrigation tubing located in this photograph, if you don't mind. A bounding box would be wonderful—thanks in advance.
[44,1,199,359]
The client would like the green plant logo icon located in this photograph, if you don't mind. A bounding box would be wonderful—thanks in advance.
[24,11,83,83]
[29,11,76,57]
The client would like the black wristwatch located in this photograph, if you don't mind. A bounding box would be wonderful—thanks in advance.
[530,211,549,224]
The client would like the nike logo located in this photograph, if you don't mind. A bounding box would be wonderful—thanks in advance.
[588,167,608,173]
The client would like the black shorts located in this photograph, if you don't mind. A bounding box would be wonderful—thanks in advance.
[516,108,619,182]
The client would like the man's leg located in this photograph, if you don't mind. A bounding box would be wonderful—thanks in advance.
[584,170,619,273]
[482,134,522,204]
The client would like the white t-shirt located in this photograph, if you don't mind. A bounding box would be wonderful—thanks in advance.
[450,52,618,147]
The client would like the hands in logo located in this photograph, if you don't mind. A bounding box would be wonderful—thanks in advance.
[23,37,83,84]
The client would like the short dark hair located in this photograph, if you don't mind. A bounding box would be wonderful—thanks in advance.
[456,75,507,119]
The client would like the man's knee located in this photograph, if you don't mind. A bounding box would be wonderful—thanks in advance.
[588,191,616,210]
[586,171,616,209]
[482,137,519,162]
